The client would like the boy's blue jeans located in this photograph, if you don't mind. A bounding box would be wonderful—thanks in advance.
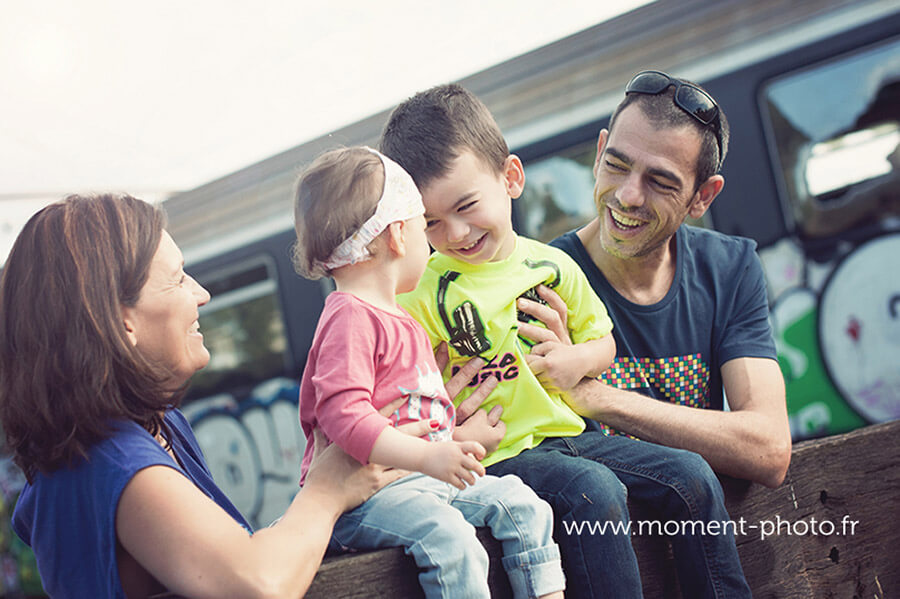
[486,432,752,599]
[330,472,565,599]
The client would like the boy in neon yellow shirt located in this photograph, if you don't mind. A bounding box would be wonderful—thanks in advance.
[387,86,617,465]
[399,209,615,466]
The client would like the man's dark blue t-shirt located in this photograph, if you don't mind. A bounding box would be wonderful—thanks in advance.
[13,409,251,598]
[551,225,776,420]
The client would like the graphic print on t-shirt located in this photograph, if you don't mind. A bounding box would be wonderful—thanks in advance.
[437,258,565,357]
[394,364,454,441]
[438,271,491,357]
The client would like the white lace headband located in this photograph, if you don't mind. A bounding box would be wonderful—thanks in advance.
[315,147,425,272]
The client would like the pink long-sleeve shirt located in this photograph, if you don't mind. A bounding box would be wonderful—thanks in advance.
[299,292,455,483]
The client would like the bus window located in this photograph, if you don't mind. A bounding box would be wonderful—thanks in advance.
[186,256,291,402]
[518,141,598,242]
[518,138,712,243]
[761,37,900,238]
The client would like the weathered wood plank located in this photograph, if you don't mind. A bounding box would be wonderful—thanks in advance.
[635,419,899,599]
[308,547,424,598]
[306,528,512,597]
[778,420,898,599]
[277,420,900,598]
[159,421,897,597]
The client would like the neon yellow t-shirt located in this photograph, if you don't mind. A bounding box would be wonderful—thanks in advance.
[398,235,613,466]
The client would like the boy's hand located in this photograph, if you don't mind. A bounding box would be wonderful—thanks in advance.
[420,440,486,490]
[525,342,588,393]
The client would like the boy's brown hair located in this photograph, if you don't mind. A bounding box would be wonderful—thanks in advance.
[380,83,508,189]
[292,147,385,279]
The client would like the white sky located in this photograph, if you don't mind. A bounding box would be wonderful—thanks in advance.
[0,1,650,262]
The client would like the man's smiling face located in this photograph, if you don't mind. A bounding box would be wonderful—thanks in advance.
[592,103,705,260]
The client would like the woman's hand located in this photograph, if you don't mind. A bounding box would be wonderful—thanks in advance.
[452,399,504,455]
[436,342,506,455]
[377,397,439,439]
[379,350,505,454]
[304,428,405,512]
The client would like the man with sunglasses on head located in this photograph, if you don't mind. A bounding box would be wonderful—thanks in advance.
[544,71,790,484]
[512,71,791,594]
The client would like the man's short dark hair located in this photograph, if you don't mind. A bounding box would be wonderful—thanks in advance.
[609,81,730,188]
[380,84,509,189]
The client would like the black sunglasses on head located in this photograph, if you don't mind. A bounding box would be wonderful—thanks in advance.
[625,70,723,162]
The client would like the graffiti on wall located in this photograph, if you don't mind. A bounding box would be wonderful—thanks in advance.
[761,232,900,440]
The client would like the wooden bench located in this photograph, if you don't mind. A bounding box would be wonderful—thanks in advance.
[305,419,900,598]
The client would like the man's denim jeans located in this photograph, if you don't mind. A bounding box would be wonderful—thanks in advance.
[487,432,752,599]
[330,472,565,599]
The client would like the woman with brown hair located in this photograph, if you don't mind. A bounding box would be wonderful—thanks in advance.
[0,193,432,598]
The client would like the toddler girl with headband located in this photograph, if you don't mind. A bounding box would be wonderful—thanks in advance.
[293,146,565,599]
